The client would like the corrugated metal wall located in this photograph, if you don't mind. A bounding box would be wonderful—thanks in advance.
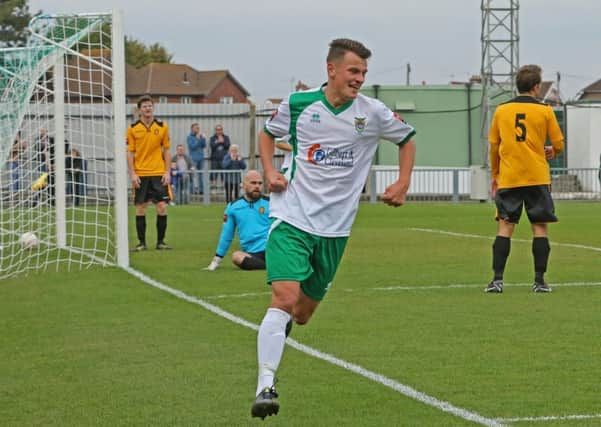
[128,103,276,159]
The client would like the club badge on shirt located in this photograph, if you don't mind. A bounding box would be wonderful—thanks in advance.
[354,115,367,134]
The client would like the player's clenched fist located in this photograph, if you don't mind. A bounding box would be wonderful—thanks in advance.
[265,170,288,193]
[381,179,410,207]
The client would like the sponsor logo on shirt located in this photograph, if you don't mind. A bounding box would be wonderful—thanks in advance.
[259,207,265,214]
[308,144,354,167]
[354,115,367,134]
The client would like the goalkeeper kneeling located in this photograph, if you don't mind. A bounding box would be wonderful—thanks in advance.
[205,170,270,271]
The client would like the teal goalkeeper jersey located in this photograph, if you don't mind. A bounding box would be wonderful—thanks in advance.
[215,196,270,257]
[264,85,415,237]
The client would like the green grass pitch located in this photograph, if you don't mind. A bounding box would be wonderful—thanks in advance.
[1,202,600,426]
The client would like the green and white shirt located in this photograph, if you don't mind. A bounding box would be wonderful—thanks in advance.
[265,85,415,237]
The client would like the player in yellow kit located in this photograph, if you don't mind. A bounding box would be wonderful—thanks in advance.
[486,64,564,293]
[127,95,173,251]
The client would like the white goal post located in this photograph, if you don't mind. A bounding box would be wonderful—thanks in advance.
[0,10,129,279]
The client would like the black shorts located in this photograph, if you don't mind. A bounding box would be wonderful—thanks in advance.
[134,176,171,205]
[495,185,558,224]
[240,251,266,270]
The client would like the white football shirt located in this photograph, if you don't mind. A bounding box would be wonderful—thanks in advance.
[265,85,415,237]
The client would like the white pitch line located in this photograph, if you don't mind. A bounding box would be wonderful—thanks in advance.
[372,281,601,292]
[202,281,601,300]
[205,290,271,300]
[497,413,601,423]
[123,266,506,427]
[408,227,601,253]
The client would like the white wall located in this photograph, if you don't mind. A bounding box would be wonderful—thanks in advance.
[133,103,274,160]
[567,106,601,170]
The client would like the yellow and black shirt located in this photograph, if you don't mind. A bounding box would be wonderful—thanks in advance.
[489,96,564,189]
[127,119,171,176]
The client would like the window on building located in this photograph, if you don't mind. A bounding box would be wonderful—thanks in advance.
[220,96,234,104]
[181,96,192,104]
[158,96,168,104]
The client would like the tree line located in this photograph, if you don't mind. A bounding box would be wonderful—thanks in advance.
[0,0,173,67]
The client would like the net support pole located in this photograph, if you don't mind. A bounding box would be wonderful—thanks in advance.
[54,55,67,248]
[111,9,129,268]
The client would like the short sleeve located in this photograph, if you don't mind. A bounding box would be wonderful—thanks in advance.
[488,111,501,145]
[162,123,171,149]
[546,107,564,144]
[126,126,135,152]
[264,97,291,139]
[377,101,416,146]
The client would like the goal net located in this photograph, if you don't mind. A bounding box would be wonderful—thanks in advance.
[0,11,128,279]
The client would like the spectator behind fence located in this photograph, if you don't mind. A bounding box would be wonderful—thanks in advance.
[209,124,230,183]
[47,137,70,206]
[187,122,206,194]
[35,128,51,172]
[204,170,269,271]
[66,148,86,206]
[173,144,193,204]
[10,133,27,192]
[222,144,247,203]
[169,160,180,205]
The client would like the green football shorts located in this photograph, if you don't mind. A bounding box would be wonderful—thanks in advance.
[266,220,348,301]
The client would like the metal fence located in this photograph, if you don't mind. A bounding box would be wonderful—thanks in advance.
[369,167,471,202]
[366,166,601,203]
[154,166,601,205]
[3,162,600,205]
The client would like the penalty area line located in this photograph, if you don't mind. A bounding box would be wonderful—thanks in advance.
[496,413,601,423]
[371,281,601,292]
[202,281,601,300]
[407,227,601,253]
[124,266,506,427]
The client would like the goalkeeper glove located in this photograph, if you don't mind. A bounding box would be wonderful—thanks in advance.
[31,173,49,191]
[204,255,223,271]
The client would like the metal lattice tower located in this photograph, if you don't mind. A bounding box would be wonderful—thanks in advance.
[480,0,520,166]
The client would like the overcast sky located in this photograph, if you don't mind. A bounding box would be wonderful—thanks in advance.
[29,0,601,103]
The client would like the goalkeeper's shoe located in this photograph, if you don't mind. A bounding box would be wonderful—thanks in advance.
[156,241,172,250]
[31,173,48,191]
[484,280,503,293]
[533,282,552,293]
[251,386,279,420]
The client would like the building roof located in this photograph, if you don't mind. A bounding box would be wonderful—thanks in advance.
[577,78,601,101]
[126,63,250,97]
[539,81,563,106]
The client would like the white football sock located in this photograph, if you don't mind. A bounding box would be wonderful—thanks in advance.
[256,307,291,396]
